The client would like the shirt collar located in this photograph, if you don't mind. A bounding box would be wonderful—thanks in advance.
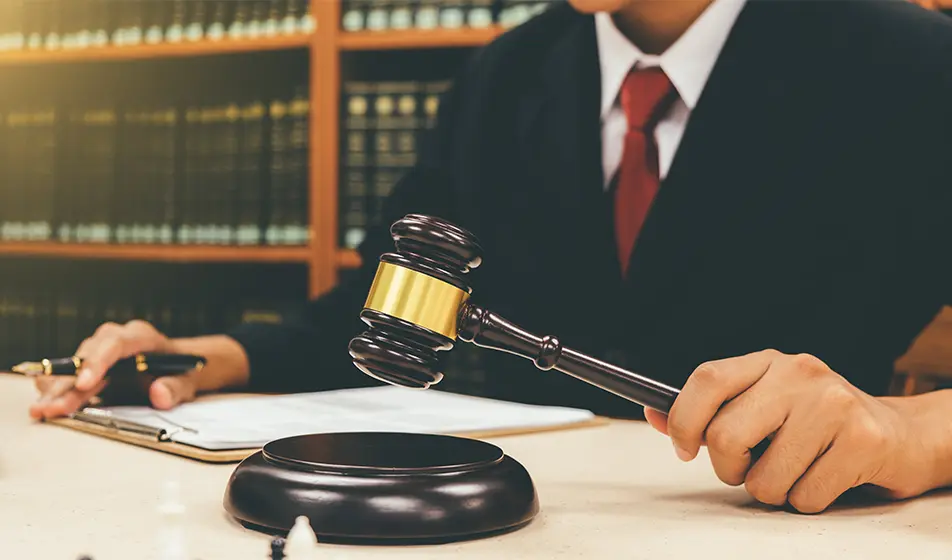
[595,0,747,119]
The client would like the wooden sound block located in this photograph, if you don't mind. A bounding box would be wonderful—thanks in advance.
[222,431,540,544]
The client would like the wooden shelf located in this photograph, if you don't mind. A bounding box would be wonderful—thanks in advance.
[0,34,313,65]
[337,249,362,268]
[0,242,313,263]
[337,27,502,50]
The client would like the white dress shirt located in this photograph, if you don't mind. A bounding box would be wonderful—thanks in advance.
[595,0,747,188]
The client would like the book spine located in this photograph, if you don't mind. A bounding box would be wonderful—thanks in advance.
[165,0,187,43]
[370,81,418,228]
[285,88,310,245]
[413,0,439,29]
[282,0,304,34]
[265,0,285,36]
[31,107,57,242]
[23,0,44,50]
[0,110,6,239]
[299,0,315,33]
[0,109,12,241]
[439,0,466,29]
[247,0,270,38]
[266,98,287,246]
[72,107,116,244]
[142,0,165,44]
[467,0,494,28]
[115,107,142,244]
[185,0,208,42]
[90,0,106,46]
[205,0,231,40]
[130,106,149,244]
[217,103,242,245]
[0,1,24,51]
[236,100,268,245]
[339,82,374,249]
[178,105,203,244]
[228,0,252,39]
[266,88,310,246]
[193,104,224,245]
[365,0,391,31]
[0,110,16,240]
[388,0,414,30]
[153,107,179,245]
[43,0,62,50]
[341,0,367,32]
[59,0,78,49]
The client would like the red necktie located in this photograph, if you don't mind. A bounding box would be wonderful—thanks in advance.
[614,68,676,277]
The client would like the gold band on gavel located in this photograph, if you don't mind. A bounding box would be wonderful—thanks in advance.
[363,262,470,339]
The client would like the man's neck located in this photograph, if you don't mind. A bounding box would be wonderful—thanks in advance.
[612,0,714,54]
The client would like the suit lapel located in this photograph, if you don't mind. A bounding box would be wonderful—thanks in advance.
[513,10,622,292]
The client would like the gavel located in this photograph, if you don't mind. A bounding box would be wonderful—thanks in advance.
[347,213,681,413]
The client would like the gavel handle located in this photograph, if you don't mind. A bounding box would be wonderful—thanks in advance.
[457,304,770,460]
[456,304,679,412]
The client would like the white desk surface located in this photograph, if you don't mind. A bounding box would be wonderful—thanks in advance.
[1,373,950,559]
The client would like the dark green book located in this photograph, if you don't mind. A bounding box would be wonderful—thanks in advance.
[339,81,374,249]
[236,100,267,245]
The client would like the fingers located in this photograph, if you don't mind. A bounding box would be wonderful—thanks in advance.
[74,320,164,391]
[741,401,840,506]
[667,350,777,460]
[29,377,74,419]
[786,438,863,514]
[40,380,109,419]
[703,381,787,487]
[149,375,198,411]
[29,377,108,420]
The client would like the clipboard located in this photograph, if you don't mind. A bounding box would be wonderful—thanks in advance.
[46,387,610,464]
[49,412,259,463]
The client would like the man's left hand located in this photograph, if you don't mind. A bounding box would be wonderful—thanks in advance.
[644,349,941,513]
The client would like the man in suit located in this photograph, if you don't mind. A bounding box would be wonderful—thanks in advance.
[31,0,952,513]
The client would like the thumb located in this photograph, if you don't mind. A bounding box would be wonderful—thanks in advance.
[149,376,197,410]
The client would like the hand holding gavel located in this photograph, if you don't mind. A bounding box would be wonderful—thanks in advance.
[347,215,946,515]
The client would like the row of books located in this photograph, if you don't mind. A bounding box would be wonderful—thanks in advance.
[341,0,558,31]
[0,0,314,52]
[0,87,310,247]
[338,79,449,250]
[0,260,306,370]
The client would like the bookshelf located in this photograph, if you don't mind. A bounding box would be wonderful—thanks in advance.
[0,0,503,300]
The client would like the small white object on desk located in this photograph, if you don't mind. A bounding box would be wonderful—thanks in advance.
[285,515,319,558]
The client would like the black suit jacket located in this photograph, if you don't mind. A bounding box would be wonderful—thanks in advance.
[229,0,952,417]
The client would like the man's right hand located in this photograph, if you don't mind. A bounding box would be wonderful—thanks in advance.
[28,321,251,420]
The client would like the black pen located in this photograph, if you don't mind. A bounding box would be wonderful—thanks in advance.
[10,353,206,378]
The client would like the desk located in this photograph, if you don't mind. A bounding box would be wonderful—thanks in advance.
[1,374,951,559]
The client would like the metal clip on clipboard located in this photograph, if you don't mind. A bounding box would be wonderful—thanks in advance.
[68,408,181,442]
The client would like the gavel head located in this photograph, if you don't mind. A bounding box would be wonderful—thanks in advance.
[348,214,483,389]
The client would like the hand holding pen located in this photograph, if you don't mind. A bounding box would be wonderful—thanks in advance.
[28,320,203,420]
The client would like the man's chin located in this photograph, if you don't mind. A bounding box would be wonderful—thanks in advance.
[566,0,630,14]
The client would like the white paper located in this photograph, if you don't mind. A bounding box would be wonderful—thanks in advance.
[91,386,595,450]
